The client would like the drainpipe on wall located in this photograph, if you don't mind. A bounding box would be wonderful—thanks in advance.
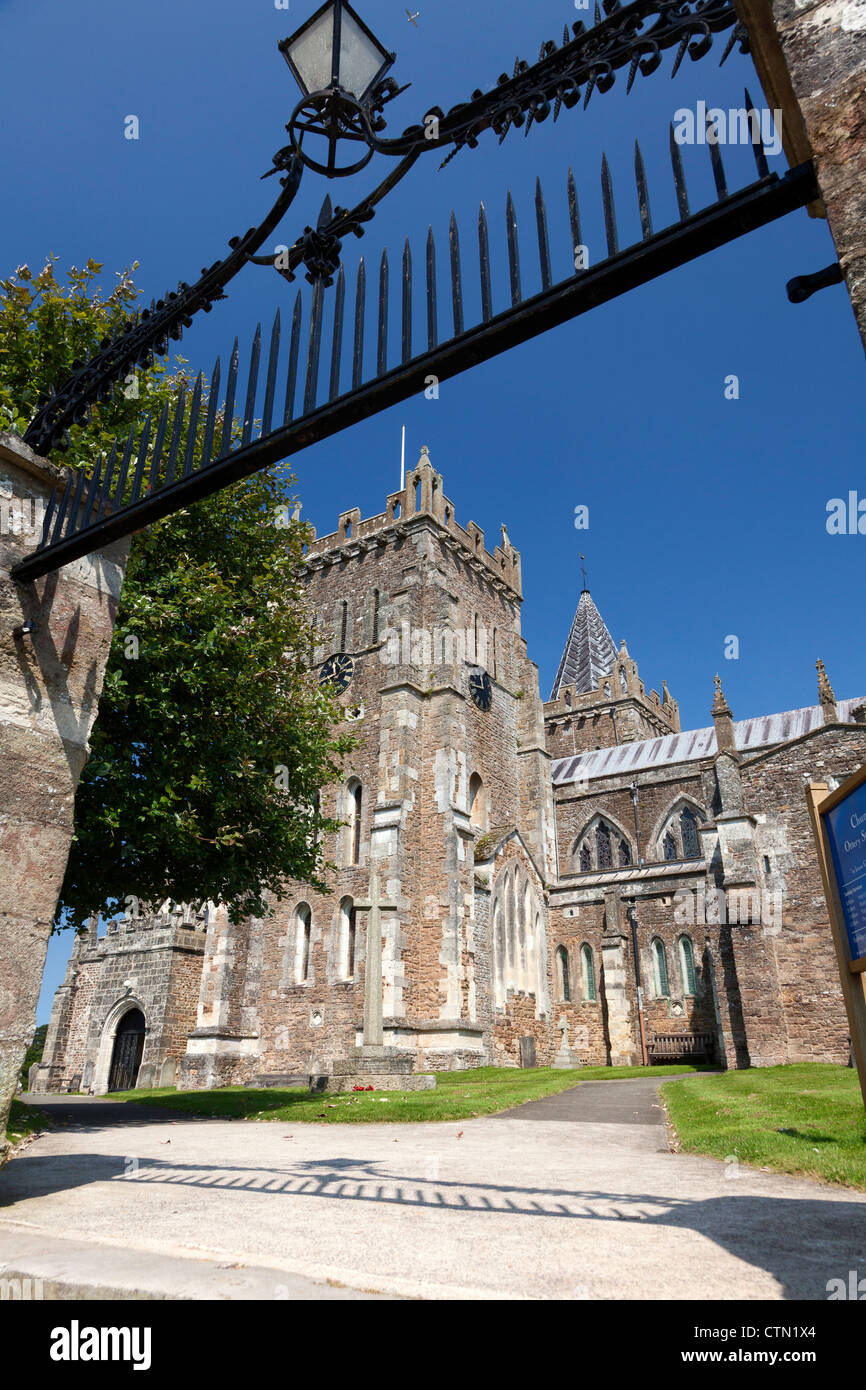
[627,900,649,1067]
[630,782,643,867]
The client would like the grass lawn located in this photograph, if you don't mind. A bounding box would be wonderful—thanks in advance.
[662,1064,866,1190]
[5,1098,49,1147]
[106,1063,709,1125]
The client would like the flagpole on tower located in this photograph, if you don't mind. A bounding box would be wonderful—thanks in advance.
[400,425,406,491]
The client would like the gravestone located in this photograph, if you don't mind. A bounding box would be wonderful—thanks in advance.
[519,1036,537,1068]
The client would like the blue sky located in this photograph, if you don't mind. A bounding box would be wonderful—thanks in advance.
[3,0,863,1017]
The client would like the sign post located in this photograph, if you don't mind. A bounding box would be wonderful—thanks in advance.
[806,768,866,1113]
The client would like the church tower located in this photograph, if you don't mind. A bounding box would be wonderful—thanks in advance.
[181,448,556,1084]
[544,581,680,761]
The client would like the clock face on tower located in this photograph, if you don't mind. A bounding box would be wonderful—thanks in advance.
[319,652,355,694]
[469,668,492,711]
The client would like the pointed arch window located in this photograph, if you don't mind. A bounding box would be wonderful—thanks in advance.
[679,936,697,995]
[575,818,633,873]
[660,804,705,863]
[652,939,669,998]
[596,822,612,869]
[681,808,700,859]
[556,945,571,1003]
[580,944,596,1002]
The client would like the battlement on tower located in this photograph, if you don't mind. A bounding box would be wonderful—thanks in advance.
[303,446,523,598]
[69,900,211,965]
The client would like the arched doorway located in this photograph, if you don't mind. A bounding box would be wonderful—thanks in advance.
[107,1008,145,1092]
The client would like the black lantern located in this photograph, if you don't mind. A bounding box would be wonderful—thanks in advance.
[280,0,396,176]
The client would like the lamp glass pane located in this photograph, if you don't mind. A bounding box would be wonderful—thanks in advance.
[287,6,335,95]
[338,7,387,99]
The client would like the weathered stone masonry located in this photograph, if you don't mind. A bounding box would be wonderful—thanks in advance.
[38,450,866,1090]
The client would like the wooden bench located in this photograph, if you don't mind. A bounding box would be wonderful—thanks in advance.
[647,1032,714,1064]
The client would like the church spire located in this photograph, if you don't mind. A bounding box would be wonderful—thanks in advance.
[550,579,618,700]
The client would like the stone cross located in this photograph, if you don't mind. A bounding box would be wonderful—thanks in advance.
[355,872,399,1049]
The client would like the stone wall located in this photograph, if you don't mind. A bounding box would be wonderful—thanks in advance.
[0,433,128,1158]
[32,905,207,1093]
[736,0,866,352]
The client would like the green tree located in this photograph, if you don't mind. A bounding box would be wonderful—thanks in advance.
[1,258,353,925]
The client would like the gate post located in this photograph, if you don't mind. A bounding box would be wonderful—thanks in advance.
[0,432,129,1165]
[736,0,866,353]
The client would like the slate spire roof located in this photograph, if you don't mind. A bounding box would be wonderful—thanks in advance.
[550,587,619,700]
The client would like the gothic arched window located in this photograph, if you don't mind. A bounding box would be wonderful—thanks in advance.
[596,822,612,869]
[618,839,631,867]
[579,843,592,873]
[679,935,697,995]
[681,808,700,859]
[581,944,596,1002]
[556,945,571,1002]
[663,831,678,861]
[652,938,669,998]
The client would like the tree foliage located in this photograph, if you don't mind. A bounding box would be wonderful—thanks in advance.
[1,259,353,926]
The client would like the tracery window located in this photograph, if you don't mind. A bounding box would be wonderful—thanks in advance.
[596,822,613,869]
[574,817,633,873]
[659,804,706,862]
[681,808,700,859]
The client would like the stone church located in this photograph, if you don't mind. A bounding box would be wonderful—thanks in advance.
[33,448,866,1094]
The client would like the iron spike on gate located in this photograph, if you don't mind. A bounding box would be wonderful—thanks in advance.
[285,294,303,422]
[426,227,438,350]
[261,309,282,435]
[449,212,464,336]
[535,178,553,291]
[506,190,522,305]
[352,260,366,391]
[478,203,493,322]
[402,238,413,365]
[601,153,619,257]
[200,359,221,469]
[329,266,346,400]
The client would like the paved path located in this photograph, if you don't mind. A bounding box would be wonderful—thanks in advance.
[3,1081,866,1300]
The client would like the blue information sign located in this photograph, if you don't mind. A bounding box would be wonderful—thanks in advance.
[824,777,866,965]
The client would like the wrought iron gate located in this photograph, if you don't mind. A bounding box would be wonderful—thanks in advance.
[7,0,822,582]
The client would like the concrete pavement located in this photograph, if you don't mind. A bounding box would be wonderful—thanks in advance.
[2,1082,865,1300]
